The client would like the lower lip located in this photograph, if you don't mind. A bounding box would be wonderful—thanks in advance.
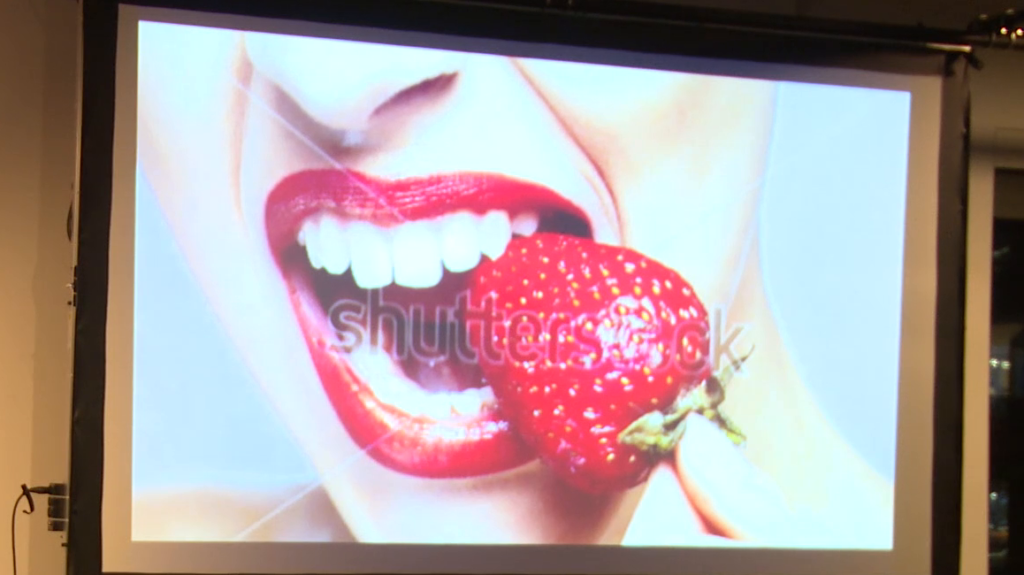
[287,273,534,478]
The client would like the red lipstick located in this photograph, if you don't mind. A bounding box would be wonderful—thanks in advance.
[265,169,584,255]
[266,169,584,478]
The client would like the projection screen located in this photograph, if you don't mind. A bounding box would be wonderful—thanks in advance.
[101,4,944,574]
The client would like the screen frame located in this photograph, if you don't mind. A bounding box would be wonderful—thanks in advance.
[69,2,969,575]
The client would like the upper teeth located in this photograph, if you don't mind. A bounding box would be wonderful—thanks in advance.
[298,209,537,289]
[439,211,482,273]
[479,210,513,261]
[511,211,539,237]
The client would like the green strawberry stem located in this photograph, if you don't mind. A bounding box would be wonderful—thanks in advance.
[618,346,754,456]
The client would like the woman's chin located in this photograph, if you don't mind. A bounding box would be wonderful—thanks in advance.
[322,454,643,544]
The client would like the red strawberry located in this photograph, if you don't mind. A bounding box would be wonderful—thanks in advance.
[468,234,741,493]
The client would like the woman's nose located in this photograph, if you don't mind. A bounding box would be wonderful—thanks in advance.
[243,32,466,133]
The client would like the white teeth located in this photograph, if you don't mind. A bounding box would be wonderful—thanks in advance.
[417,387,495,419]
[367,374,411,410]
[299,208,518,285]
[477,386,496,404]
[349,221,394,289]
[300,218,326,270]
[318,214,352,275]
[479,210,513,260]
[439,211,482,273]
[304,206,528,422]
[346,347,495,419]
[421,395,457,420]
[450,387,486,416]
[392,220,443,288]
[511,211,540,237]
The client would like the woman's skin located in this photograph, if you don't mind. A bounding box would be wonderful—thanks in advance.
[134,24,893,546]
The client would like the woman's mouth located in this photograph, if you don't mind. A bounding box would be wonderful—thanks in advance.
[265,169,594,478]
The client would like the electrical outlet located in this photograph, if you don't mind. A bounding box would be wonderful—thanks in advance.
[47,496,67,519]
[45,482,69,531]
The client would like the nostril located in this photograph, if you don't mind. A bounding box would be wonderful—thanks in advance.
[370,73,458,120]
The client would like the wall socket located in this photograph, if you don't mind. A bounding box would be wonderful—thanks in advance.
[45,483,68,532]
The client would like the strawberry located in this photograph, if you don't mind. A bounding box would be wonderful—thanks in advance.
[468,234,744,493]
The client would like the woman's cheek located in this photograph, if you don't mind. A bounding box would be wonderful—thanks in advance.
[609,81,776,302]
[514,60,775,298]
[137,29,245,244]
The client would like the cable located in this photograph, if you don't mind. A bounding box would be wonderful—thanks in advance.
[11,485,35,575]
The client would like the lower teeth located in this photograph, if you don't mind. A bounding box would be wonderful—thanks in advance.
[344,343,495,419]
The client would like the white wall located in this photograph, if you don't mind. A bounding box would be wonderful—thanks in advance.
[0,1,80,575]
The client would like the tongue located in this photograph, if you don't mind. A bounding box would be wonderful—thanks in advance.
[400,334,485,393]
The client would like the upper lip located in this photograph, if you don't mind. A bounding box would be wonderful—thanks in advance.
[264,168,589,256]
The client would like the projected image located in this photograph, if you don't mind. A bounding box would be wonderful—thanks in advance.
[132,21,908,548]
